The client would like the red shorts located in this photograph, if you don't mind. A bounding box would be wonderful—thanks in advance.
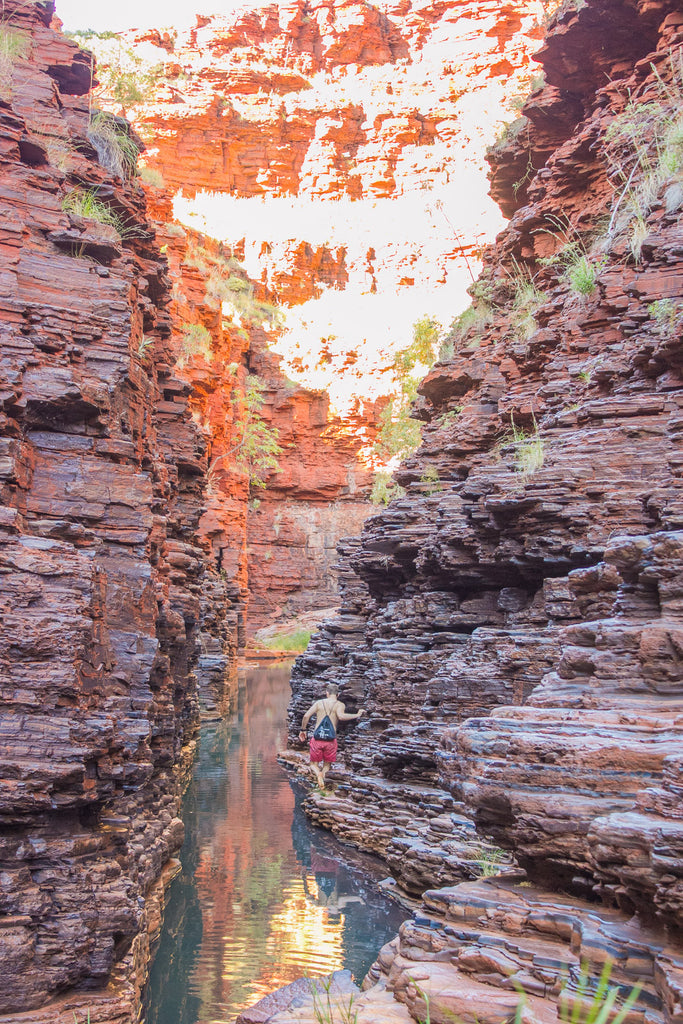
[309,737,337,764]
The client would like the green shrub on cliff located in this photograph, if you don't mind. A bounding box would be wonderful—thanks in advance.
[488,115,529,157]
[604,48,683,258]
[440,301,492,358]
[474,845,507,877]
[649,297,683,337]
[375,398,422,462]
[370,471,405,506]
[508,260,547,337]
[87,111,139,179]
[539,219,607,297]
[68,29,164,112]
[233,375,282,489]
[394,315,440,377]
[177,323,213,365]
[420,465,442,495]
[205,375,281,492]
[62,187,123,233]
[185,244,284,330]
[139,166,165,188]
[438,408,461,429]
[514,434,545,477]
[567,253,605,295]
[374,316,440,468]
[0,25,29,100]
[500,414,545,478]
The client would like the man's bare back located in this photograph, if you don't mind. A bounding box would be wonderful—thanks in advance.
[305,697,362,731]
[298,685,364,788]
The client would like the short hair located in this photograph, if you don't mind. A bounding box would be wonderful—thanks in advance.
[326,683,339,695]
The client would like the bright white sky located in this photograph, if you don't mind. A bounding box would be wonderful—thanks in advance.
[54,0,249,33]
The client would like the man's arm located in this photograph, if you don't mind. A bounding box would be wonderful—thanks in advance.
[335,701,364,722]
[299,701,319,739]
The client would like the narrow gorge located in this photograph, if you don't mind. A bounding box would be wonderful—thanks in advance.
[0,0,681,1023]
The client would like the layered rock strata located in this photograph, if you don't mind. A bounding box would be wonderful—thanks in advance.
[119,0,548,388]
[0,3,210,1020]
[363,879,683,1024]
[287,0,683,1015]
[78,0,558,643]
[124,0,545,202]
[244,350,377,633]
[142,210,379,644]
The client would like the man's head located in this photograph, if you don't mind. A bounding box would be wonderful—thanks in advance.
[326,683,339,697]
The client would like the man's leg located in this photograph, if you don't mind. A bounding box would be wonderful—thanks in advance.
[320,761,331,786]
[313,760,325,787]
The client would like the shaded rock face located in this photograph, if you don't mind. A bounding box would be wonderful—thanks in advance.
[288,0,683,988]
[245,355,377,633]
[0,3,208,1020]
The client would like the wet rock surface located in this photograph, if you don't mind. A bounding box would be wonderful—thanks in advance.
[0,2,208,1020]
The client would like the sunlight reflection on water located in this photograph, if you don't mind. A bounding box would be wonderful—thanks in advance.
[144,662,406,1024]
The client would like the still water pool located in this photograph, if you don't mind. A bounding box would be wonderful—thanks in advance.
[144,661,407,1024]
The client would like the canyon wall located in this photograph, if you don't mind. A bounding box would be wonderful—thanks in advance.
[86,0,551,637]
[139,207,379,647]
[0,3,213,1020]
[242,358,377,634]
[287,0,683,1019]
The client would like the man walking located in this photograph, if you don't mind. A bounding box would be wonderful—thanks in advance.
[298,683,364,789]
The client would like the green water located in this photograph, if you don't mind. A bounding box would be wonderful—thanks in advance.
[144,662,407,1024]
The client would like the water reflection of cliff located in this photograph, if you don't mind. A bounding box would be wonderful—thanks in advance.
[145,663,406,1024]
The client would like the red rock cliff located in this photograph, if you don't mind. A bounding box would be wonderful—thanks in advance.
[286,0,683,1019]
[83,0,551,638]
[138,208,379,645]
[0,3,211,1020]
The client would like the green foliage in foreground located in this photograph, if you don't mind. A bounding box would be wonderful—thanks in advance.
[556,961,642,1024]
[261,629,312,653]
[411,959,642,1024]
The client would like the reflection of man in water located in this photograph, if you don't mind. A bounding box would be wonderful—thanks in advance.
[298,683,364,789]
[303,851,363,917]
